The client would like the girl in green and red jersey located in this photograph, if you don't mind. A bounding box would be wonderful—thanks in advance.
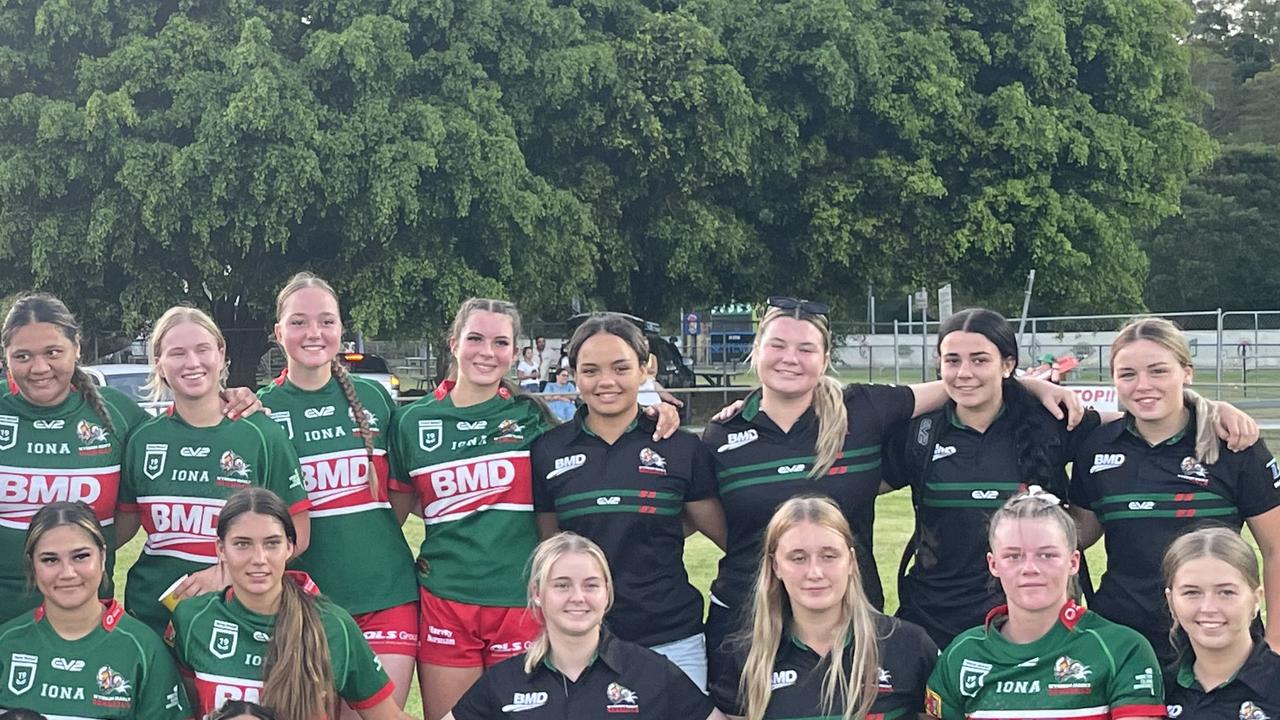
[0,294,259,625]
[258,272,419,716]
[390,298,682,720]
[115,306,310,637]
[0,501,190,720]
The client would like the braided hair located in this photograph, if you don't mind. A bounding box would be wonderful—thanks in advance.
[2,294,116,436]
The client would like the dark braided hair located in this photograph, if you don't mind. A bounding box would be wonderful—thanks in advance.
[2,294,116,437]
[938,309,1062,495]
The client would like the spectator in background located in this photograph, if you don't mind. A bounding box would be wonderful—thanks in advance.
[536,336,557,390]
[517,346,540,392]
[542,367,578,423]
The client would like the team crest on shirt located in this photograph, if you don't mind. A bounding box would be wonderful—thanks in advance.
[92,665,132,708]
[1177,456,1210,486]
[76,420,111,455]
[210,620,239,659]
[1241,701,1270,720]
[418,419,443,452]
[217,451,252,487]
[0,415,17,451]
[959,658,992,698]
[349,406,380,436]
[7,653,36,695]
[1048,656,1093,695]
[143,443,168,480]
[877,667,893,693]
[495,419,524,444]
[269,411,294,439]
[605,682,639,712]
[637,448,667,475]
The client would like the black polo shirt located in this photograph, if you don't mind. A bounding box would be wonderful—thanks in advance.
[531,408,717,646]
[702,384,915,612]
[710,612,938,719]
[1069,407,1280,660]
[1164,640,1280,720]
[451,628,715,720]
[884,403,1098,647]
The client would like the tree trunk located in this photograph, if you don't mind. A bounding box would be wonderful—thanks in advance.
[211,304,270,388]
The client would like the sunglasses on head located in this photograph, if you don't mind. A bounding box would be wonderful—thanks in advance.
[767,296,830,318]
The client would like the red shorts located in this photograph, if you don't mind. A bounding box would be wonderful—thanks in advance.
[416,586,539,667]
[353,601,419,656]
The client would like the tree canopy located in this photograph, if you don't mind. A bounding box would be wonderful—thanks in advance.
[0,0,1213,374]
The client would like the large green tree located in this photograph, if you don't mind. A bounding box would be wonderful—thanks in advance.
[1144,144,1280,310]
[0,0,1213,378]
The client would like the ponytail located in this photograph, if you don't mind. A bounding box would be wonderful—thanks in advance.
[71,366,116,437]
[809,376,848,479]
[261,580,335,720]
[1002,378,1063,496]
[330,359,377,498]
[1185,388,1221,466]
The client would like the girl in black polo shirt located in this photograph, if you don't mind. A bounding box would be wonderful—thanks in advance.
[710,496,936,720]
[446,532,724,720]
[1163,527,1279,719]
[531,312,725,688]
[1069,318,1280,663]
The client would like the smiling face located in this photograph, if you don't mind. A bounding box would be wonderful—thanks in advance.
[218,511,293,604]
[574,332,645,420]
[276,286,342,371]
[1112,338,1192,426]
[772,521,853,617]
[533,552,609,638]
[449,310,516,392]
[940,330,1015,414]
[5,322,78,407]
[156,321,225,402]
[988,517,1080,614]
[1167,556,1261,655]
[755,316,828,401]
[32,524,104,614]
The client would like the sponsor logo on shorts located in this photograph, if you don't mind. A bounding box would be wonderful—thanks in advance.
[426,626,456,646]
[1090,453,1125,473]
[717,429,758,452]
[502,691,548,712]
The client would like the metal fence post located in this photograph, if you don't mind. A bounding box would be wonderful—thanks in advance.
[1216,308,1224,400]
[893,320,900,385]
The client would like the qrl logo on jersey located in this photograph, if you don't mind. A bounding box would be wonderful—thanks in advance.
[7,653,37,695]
[0,415,18,451]
[144,444,168,480]
[210,620,239,659]
[959,659,992,698]
[419,420,443,452]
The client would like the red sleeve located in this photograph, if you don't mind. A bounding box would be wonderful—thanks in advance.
[288,498,313,515]
[118,501,140,512]
[346,679,395,710]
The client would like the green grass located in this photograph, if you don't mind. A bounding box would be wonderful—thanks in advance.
[113,488,1263,719]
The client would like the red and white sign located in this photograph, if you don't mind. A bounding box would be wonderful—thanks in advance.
[1071,386,1119,413]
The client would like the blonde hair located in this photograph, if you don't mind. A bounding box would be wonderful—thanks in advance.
[3,294,116,435]
[1162,527,1261,647]
[523,532,614,674]
[144,306,227,402]
[753,307,847,479]
[275,272,378,497]
[1111,317,1219,465]
[987,487,1080,599]
[739,497,879,720]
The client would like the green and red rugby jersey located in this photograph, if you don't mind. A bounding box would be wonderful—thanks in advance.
[0,386,147,624]
[166,572,393,717]
[257,374,417,615]
[389,380,552,607]
[926,601,1164,720]
[1069,407,1280,661]
[0,600,190,719]
[120,411,309,635]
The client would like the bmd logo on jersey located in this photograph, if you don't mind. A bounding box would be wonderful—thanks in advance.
[419,420,443,452]
[7,653,37,695]
[210,620,239,659]
[547,453,587,479]
[501,691,548,712]
[770,669,798,690]
[933,444,957,461]
[143,443,168,480]
[718,429,758,452]
[1090,453,1125,473]
[269,411,294,439]
[0,416,18,452]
